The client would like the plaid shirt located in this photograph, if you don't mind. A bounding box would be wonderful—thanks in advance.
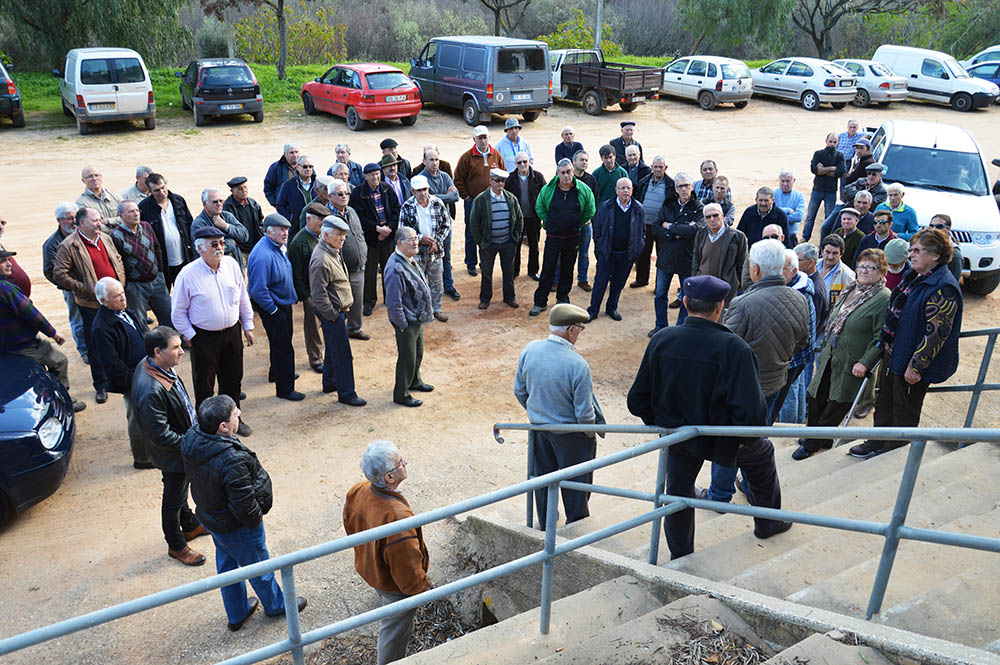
[399,195,452,258]
[837,131,863,160]
[0,279,56,352]
[111,221,163,282]
[370,185,387,225]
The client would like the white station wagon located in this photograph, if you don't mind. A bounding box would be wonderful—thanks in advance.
[659,55,753,110]
[832,58,908,107]
[752,57,856,110]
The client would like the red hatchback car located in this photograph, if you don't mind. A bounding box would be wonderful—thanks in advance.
[301,63,421,131]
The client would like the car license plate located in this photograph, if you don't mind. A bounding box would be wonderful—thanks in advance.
[630,96,646,102]
[386,94,406,102]
[89,102,114,110]
[220,103,243,111]
[893,83,905,89]
[512,93,531,102]
[840,80,853,87]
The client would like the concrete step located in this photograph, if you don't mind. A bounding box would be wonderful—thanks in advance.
[398,575,660,665]
[665,442,997,581]
[763,633,893,665]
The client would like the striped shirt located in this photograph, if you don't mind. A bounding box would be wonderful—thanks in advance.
[489,190,511,244]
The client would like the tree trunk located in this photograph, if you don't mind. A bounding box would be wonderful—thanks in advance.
[493,9,501,35]
[224,5,235,58]
[276,0,288,80]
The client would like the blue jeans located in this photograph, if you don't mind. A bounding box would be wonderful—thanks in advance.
[779,361,813,424]
[709,391,780,502]
[803,190,837,240]
[211,523,284,624]
[463,199,478,270]
[653,269,687,329]
[554,222,592,284]
[442,229,455,291]
[62,290,87,358]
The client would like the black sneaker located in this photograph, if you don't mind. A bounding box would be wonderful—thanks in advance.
[445,288,462,301]
[791,445,813,461]
[237,419,253,437]
[848,441,884,459]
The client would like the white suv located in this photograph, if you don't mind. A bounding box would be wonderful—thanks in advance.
[870,119,1000,294]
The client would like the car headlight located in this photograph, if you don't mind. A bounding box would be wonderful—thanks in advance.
[37,416,64,450]
[972,232,999,246]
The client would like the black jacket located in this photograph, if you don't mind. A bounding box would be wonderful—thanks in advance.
[181,426,273,534]
[131,359,194,473]
[264,155,294,207]
[224,195,265,255]
[737,205,789,247]
[610,137,642,167]
[90,307,148,394]
[691,225,748,304]
[42,227,73,288]
[138,191,195,286]
[628,316,766,467]
[504,168,547,221]
[810,146,846,193]
[626,161,652,186]
[349,181,402,246]
[651,196,704,274]
[592,198,646,263]
[634,173,677,210]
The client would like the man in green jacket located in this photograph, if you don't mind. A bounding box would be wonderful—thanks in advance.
[469,168,524,309]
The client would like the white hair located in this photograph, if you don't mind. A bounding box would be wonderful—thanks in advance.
[794,242,819,262]
[703,202,723,216]
[625,145,640,156]
[201,188,220,204]
[778,168,795,179]
[332,163,350,175]
[360,440,401,488]
[331,180,350,195]
[674,172,692,186]
[335,143,350,154]
[650,155,666,166]
[515,151,530,161]
[54,201,78,219]
[135,165,153,178]
[94,276,122,302]
[194,237,211,251]
[784,248,799,269]
[283,142,298,154]
[616,177,632,189]
[886,182,905,195]
[854,190,873,202]
[549,324,571,333]
[117,200,138,214]
[749,238,787,277]
[561,125,574,134]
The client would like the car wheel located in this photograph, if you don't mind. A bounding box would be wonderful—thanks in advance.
[252,110,264,123]
[302,92,317,115]
[801,90,820,111]
[0,492,11,530]
[522,110,540,122]
[346,106,366,131]
[144,116,155,130]
[193,105,205,126]
[62,102,72,117]
[964,271,1000,295]
[582,89,604,116]
[733,100,749,109]
[180,89,190,111]
[76,115,90,135]
[831,101,847,109]
[12,110,25,128]
[853,88,871,107]
[697,91,717,110]
[619,102,639,112]
[462,98,479,126]
[400,114,417,126]
[951,92,973,112]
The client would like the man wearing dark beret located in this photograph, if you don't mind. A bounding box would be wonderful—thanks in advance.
[223,176,266,266]
[627,274,791,560]
[380,138,412,180]
[609,120,641,168]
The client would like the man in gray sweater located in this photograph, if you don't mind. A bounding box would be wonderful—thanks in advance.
[514,303,603,529]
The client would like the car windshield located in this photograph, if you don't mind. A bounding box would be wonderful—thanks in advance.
[721,63,750,79]
[497,48,546,73]
[202,66,253,85]
[944,57,970,79]
[366,72,411,90]
[882,144,989,196]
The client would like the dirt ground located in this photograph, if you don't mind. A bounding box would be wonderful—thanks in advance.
[1,95,998,664]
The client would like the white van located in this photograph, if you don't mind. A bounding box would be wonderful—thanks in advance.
[872,44,998,111]
[56,47,156,135]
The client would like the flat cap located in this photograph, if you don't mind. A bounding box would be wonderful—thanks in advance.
[363,162,382,174]
[322,215,349,232]
[840,207,860,217]
[226,176,247,188]
[380,154,399,168]
[263,213,291,228]
[549,303,590,326]
[193,225,225,239]
[410,174,429,190]
[865,162,885,172]
[489,168,509,180]
[854,137,871,148]
[884,237,909,264]
[504,117,521,130]
[620,120,636,127]
[0,249,16,260]
[380,138,398,150]
[472,125,488,137]
[314,174,335,190]
[305,202,330,218]
[683,275,729,303]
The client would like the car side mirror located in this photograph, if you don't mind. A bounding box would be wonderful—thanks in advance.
[992,158,1000,168]
[315,77,322,83]
[175,71,183,78]
[5,63,12,71]
[52,68,61,78]
[410,58,418,69]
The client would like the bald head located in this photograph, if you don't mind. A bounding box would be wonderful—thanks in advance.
[763,223,784,242]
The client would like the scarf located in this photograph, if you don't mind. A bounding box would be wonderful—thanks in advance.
[881,267,930,347]
[824,277,885,348]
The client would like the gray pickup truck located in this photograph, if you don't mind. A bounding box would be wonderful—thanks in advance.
[550,49,661,115]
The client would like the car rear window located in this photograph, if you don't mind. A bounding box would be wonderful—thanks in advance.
[498,48,545,73]
[113,58,145,83]
[80,59,112,85]
[721,63,750,79]
[869,62,894,77]
[366,72,411,90]
[201,65,254,86]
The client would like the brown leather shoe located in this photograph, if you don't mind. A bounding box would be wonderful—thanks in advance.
[169,546,206,566]
[183,524,209,541]
[348,330,371,340]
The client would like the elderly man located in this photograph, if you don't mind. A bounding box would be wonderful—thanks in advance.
[803,133,846,242]
[330,163,354,193]
[650,173,703,336]
[289,203,328,373]
[380,138,412,179]
[776,248,817,425]
[587,178,645,321]
[263,143,299,207]
[190,188,250,267]
[351,163,401,316]
[624,145,651,186]
[701,174,735,225]
[628,274,790,560]
[54,207,128,404]
[111,200,173,329]
[470,168,523,310]
[276,155,316,234]
[1,248,85,412]
[248,214,302,401]
[327,142,364,187]
[834,207,866,269]
[300,175,334,229]
[455,125,502,277]
[694,160,730,203]
[224,176,266,262]
[132,326,209,566]
[836,119,863,161]
[515,303,602,528]
[505,151,546,280]
[555,125,583,164]
[691,202,747,305]
[843,136,874,187]
[496,117,533,171]
[171,226,255,435]
[874,183,918,240]
[0,214,29,296]
[774,169,806,243]
[610,120,641,167]
[43,202,87,361]
[823,162,888,238]
[139,173,195,288]
[309,216,366,406]
[400,175,451,321]
[329,182,370,339]
[794,242,831,334]
[553,150,600,291]
[631,156,674,288]
[343,440,429,664]
[381,154,412,208]
[417,146,461,300]
[90,277,151,468]
[740,223,785,291]
[182,395,307,631]
[384,227,435,407]
[77,165,122,232]
[819,234,856,306]
[737,187,789,248]
[530,159,597,317]
[853,190,876,234]
[121,166,153,203]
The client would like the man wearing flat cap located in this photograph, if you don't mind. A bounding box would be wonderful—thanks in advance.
[381,154,411,208]
[247,213,302,401]
[328,181,369,340]
[380,138,412,180]
[172,225,255,436]
[515,303,603,529]
[289,202,331,373]
[469,168,523,310]
[224,176,266,264]
[350,162,401,316]
[610,121,642,168]
[820,160,888,240]
[627,275,791,560]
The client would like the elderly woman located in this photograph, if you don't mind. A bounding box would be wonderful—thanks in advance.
[849,229,963,459]
[794,248,891,460]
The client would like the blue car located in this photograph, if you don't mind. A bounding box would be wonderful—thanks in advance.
[0,354,76,528]
[967,62,1000,98]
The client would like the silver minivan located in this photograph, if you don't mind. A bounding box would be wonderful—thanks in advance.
[55,47,156,135]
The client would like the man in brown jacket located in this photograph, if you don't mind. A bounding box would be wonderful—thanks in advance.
[453,125,502,277]
[53,207,127,403]
[344,439,429,665]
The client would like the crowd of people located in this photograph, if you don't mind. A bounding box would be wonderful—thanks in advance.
[0,116,966,661]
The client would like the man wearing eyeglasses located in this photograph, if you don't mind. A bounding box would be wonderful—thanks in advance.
[691,202,747,306]
[470,168,522,310]
[504,151,546,280]
[276,155,317,234]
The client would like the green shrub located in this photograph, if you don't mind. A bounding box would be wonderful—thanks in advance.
[235,1,347,67]
[195,18,229,59]
[537,9,624,59]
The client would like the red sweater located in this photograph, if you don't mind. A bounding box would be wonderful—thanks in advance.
[83,236,118,281]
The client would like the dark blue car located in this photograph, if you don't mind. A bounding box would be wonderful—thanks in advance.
[0,354,76,528]
[967,62,1000,98]
[0,61,25,128]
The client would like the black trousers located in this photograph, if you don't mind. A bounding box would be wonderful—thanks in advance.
[664,438,783,560]
[532,431,597,529]
[256,303,296,396]
[78,305,107,391]
[632,230,656,285]
[479,240,517,304]
[534,236,579,307]
[803,362,852,451]
[865,356,930,452]
[190,322,244,408]
[514,217,541,277]
[364,240,394,309]
[161,471,199,552]
[317,310,358,401]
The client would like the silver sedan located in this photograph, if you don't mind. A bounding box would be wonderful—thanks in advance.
[833,59,909,107]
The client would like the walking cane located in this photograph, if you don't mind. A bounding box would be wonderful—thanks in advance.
[834,359,881,448]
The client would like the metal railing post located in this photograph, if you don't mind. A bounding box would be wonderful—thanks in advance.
[538,483,559,635]
[280,565,304,665]
[647,447,668,565]
[526,430,535,528]
[961,332,996,437]
[865,440,926,619]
